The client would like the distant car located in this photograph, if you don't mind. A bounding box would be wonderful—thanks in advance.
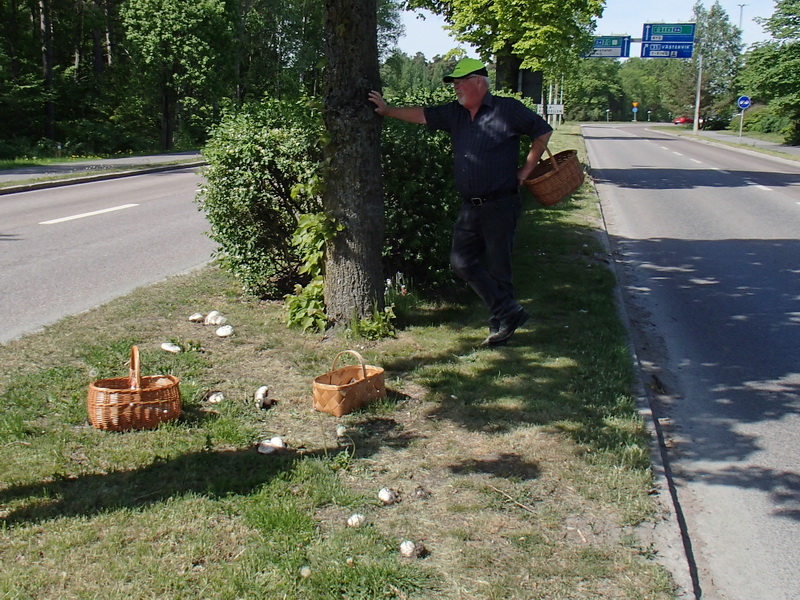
[673,115,694,125]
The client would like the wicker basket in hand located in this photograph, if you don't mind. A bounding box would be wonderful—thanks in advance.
[523,147,585,207]
[87,346,181,432]
[313,350,385,417]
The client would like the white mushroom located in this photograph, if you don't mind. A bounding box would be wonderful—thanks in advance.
[269,436,285,449]
[378,487,399,505]
[336,425,347,438]
[399,540,417,558]
[210,314,227,326]
[257,440,276,454]
[160,342,182,353]
[299,565,312,578]
[152,377,173,388]
[254,386,271,409]
[215,325,234,337]
[347,513,366,528]
[206,391,224,404]
[204,310,221,325]
[188,312,205,323]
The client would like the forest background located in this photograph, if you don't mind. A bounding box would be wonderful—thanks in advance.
[1,0,798,162]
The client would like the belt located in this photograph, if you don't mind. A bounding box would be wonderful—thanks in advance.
[463,189,517,206]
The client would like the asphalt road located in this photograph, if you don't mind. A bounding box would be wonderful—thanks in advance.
[0,165,216,344]
[584,123,800,600]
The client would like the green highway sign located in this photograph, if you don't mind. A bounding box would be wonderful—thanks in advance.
[641,42,695,58]
[642,23,696,43]
[586,36,631,58]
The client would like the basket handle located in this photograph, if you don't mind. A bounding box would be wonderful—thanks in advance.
[331,350,368,381]
[129,345,142,390]
[542,146,559,171]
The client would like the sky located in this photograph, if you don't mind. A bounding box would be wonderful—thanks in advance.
[396,0,776,59]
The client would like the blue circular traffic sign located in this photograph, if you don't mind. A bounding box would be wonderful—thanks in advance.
[737,95,751,110]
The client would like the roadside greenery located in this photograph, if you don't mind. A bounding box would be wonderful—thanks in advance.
[199,89,461,305]
[0,125,677,599]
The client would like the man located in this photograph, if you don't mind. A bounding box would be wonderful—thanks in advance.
[368,57,552,346]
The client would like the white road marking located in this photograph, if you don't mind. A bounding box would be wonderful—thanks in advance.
[691,159,703,164]
[39,204,139,225]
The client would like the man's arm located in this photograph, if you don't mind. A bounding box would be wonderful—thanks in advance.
[368,91,427,125]
[517,130,553,184]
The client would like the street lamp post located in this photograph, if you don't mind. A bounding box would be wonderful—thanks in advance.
[647,110,651,122]
[738,4,747,29]
[606,108,610,122]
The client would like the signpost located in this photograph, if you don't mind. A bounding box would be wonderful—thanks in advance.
[641,23,696,58]
[737,95,751,141]
[632,102,638,122]
[587,36,631,58]
[641,43,694,58]
[642,23,696,42]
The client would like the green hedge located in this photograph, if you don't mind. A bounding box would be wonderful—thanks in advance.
[199,91,460,299]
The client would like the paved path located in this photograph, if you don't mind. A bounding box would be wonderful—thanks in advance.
[0,151,204,187]
[688,129,800,158]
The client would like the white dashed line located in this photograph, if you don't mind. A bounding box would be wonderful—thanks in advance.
[39,203,139,225]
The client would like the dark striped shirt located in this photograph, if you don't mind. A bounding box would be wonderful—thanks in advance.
[424,93,552,198]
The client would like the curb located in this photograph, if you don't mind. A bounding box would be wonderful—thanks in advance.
[586,162,697,599]
[649,129,800,166]
[0,160,207,196]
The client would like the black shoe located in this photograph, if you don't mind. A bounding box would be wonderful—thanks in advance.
[482,308,529,346]
[485,319,507,347]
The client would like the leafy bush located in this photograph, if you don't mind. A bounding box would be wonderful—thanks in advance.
[198,98,325,297]
[380,88,461,292]
[735,103,792,136]
[284,213,342,332]
[200,91,460,300]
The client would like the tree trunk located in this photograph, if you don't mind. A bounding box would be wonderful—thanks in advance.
[39,0,55,140]
[160,77,175,150]
[322,0,384,325]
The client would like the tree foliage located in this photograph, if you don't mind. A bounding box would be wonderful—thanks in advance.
[121,0,234,149]
[739,0,800,142]
[692,0,743,114]
[403,0,603,75]
[198,89,460,301]
[0,0,403,155]
[198,99,325,298]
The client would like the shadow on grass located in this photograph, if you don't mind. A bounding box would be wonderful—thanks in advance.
[1,392,424,527]
[0,193,627,526]
[0,447,293,525]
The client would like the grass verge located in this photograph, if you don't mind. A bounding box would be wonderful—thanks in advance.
[0,124,677,599]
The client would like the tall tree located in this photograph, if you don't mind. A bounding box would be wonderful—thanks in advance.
[404,0,603,88]
[322,0,385,324]
[121,0,233,149]
[740,0,800,142]
[692,0,743,115]
[564,58,623,120]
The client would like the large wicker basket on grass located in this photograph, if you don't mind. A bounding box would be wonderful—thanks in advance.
[523,147,585,207]
[87,346,181,431]
[313,350,385,417]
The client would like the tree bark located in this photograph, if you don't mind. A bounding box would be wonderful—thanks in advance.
[39,0,55,140]
[322,0,384,325]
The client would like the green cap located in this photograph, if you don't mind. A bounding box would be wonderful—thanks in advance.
[442,58,488,82]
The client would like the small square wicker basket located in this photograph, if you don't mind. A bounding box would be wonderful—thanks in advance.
[313,350,385,417]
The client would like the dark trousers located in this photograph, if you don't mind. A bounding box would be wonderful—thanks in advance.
[450,195,522,323]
